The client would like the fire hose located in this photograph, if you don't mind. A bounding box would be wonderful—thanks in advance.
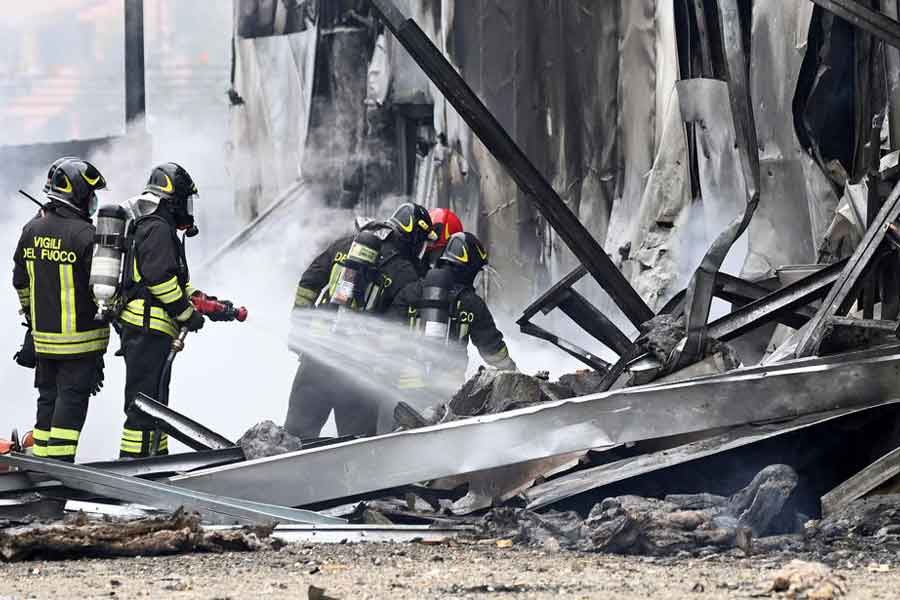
[149,294,248,456]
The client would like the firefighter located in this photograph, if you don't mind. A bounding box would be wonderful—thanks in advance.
[423,207,464,270]
[284,202,438,438]
[12,158,109,462]
[391,231,516,398]
[116,163,205,458]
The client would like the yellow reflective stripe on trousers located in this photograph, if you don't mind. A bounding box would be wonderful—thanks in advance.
[122,428,145,442]
[26,260,36,324]
[33,445,48,457]
[59,264,76,333]
[46,445,77,457]
[50,427,80,441]
[120,439,144,453]
[32,428,50,442]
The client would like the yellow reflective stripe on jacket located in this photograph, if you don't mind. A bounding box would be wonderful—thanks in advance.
[32,328,109,352]
[121,300,179,337]
[34,338,109,355]
[16,287,30,311]
[50,427,80,441]
[147,275,184,304]
[185,281,197,297]
[59,264,77,333]
[295,285,319,308]
[175,305,194,322]
[26,260,36,324]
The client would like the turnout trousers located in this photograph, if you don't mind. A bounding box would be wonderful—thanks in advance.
[33,355,98,462]
[284,353,378,440]
[119,325,172,458]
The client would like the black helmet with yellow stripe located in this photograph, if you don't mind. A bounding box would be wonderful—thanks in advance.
[145,162,199,234]
[46,158,107,217]
[388,202,437,258]
[43,156,79,194]
[439,231,488,285]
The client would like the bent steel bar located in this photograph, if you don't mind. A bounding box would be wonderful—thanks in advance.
[795,183,900,356]
[171,346,900,508]
[131,393,234,451]
[809,0,900,50]
[0,454,343,526]
[368,0,653,328]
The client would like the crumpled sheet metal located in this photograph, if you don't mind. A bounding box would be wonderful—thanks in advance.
[742,0,837,280]
[172,346,900,508]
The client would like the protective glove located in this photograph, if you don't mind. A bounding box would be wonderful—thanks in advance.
[13,323,36,369]
[184,310,205,332]
[90,355,105,397]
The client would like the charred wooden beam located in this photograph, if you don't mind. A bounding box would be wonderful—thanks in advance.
[368,0,654,328]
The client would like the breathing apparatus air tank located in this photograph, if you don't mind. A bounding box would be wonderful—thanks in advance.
[90,204,128,319]
[418,267,455,342]
[330,229,384,311]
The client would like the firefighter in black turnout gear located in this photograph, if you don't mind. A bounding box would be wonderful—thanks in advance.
[12,158,109,461]
[284,203,437,439]
[392,232,516,392]
[117,163,205,458]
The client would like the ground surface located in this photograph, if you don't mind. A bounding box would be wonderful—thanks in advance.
[2,541,900,600]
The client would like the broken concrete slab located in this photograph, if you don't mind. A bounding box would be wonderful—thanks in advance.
[172,346,900,509]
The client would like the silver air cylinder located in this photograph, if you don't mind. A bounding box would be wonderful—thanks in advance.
[420,267,455,341]
[90,204,128,318]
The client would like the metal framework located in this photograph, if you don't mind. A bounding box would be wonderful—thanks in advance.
[0,454,343,526]
[172,346,900,508]
[368,0,653,328]
[131,394,235,451]
[809,0,900,50]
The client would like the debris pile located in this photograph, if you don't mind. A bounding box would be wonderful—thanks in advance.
[0,508,276,562]
[238,421,304,460]
[480,465,799,556]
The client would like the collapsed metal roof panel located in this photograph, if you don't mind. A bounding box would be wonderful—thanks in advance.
[171,345,900,508]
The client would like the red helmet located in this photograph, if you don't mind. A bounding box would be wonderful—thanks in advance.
[428,208,464,251]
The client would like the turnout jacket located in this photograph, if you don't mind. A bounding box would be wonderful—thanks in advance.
[118,209,196,338]
[12,204,109,358]
[390,273,516,371]
[293,229,421,313]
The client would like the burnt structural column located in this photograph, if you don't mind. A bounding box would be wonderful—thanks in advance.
[125,0,146,129]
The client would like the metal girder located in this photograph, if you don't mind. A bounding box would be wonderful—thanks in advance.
[525,401,900,510]
[368,0,653,328]
[708,259,848,342]
[0,454,342,526]
[682,0,761,361]
[822,442,900,515]
[171,346,900,508]
[795,183,900,356]
[518,322,610,372]
[809,0,900,50]
[131,394,234,451]
[0,448,246,496]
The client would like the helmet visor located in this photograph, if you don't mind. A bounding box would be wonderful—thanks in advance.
[185,194,197,217]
